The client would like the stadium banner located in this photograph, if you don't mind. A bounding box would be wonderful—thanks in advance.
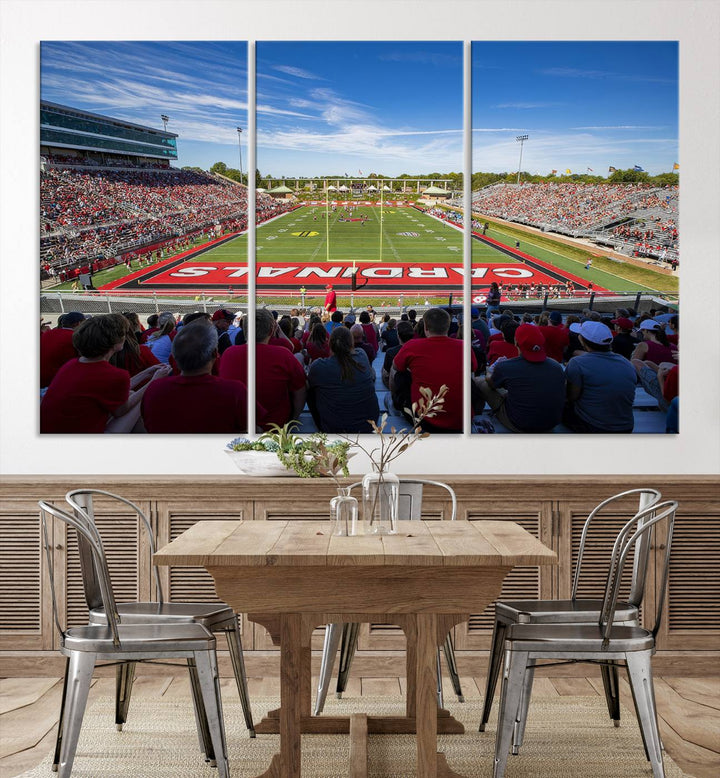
[127,261,562,292]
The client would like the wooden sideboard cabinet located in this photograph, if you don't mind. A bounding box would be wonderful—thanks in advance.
[1,475,718,676]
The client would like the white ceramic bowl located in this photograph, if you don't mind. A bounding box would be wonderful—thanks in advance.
[225,449,296,476]
[225,448,356,477]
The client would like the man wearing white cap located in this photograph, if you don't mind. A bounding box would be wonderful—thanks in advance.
[564,321,637,433]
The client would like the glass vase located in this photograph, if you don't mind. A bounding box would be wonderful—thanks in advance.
[362,469,400,535]
[330,487,359,536]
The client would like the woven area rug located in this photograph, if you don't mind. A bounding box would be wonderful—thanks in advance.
[19,694,687,777]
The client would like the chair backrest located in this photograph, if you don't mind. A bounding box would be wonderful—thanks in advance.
[66,489,164,608]
[349,478,457,521]
[38,500,122,647]
[572,488,662,606]
[600,500,677,641]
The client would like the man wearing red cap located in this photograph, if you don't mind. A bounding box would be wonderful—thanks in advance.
[323,284,337,313]
[211,308,235,354]
[474,323,565,433]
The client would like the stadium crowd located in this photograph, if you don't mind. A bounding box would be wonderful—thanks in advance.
[40,164,293,272]
[39,298,678,435]
[471,182,678,233]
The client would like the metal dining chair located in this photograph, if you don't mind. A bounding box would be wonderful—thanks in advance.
[479,487,662,734]
[315,478,462,715]
[39,500,229,778]
[63,489,254,753]
[493,499,677,778]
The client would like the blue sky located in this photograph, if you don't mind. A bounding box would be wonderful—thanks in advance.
[41,42,249,170]
[256,41,463,177]
[40,40,677,177]
[473,41,678,176]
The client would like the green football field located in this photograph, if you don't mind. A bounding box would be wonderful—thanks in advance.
[249,205,465,264]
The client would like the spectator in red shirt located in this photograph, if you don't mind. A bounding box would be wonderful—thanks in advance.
[305,322,331,363]
[111,314,160,378]
[278,316,303,353]
[537,311,569,363]
[140,313,159,343]
[142,320,263,433]
[40,311,85,388]
[41,314,170,433]
[211,308,235,354]
[350,324,376,363]
[487,319,520,365]
[391,308,475,433]
[324,284,337,313]
[219,309,306,430]
[358,310,379,352]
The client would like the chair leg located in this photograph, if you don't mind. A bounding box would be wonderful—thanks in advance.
[187,657,215,764]
[443,632,464,702]
[52,656,71,771]
[493,650,529,778]
[436,648,444,709]
[114,661,136,731]
[336,622,360,698]
[601,660,621,727]
[511,660,536,754]
[480,618,507,731]
[56,651,95,778]
[224,617,255,736]
[195,650,229,778]
[626,652,664,778]
[315,622,343,715]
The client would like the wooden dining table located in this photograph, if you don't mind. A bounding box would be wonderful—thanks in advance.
[154,518,557,778]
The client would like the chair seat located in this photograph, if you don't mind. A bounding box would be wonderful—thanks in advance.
[89,602,235,628]
[63,623,216,653]
[497,598,638,624]
[506,623,655,653]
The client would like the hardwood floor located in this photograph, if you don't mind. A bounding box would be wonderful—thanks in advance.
[1,674,718,778]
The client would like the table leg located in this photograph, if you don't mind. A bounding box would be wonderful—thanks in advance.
[415,612,438,777]
[255,613,310,778]
[415,613,467,778]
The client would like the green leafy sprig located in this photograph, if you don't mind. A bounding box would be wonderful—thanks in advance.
[227,422,351,482]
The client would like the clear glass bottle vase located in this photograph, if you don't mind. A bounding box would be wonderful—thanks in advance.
[362,469,400,535]
[330,487,359,536]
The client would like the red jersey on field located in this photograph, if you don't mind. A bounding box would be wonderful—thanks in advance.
[324,289,337,312]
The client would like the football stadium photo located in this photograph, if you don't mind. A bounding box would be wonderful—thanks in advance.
[3,3,718,778]
[39,40,678,436]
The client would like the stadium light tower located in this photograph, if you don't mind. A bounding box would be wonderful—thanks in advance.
[161,114,169,132]
[237,127,244,184]
[516,134,529,185]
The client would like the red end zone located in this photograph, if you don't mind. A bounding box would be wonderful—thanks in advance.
[102,261,570,296]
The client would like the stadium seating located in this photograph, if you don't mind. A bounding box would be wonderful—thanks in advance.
[40,164,293,271]
[470,182,678,239]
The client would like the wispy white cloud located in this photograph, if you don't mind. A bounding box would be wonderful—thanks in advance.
[272,64,324,80]
[379,50,461,67]
[472,130,678,175]
[539,67,676,85]
[571,125,666,131]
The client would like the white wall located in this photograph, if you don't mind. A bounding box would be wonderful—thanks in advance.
[1,0,718,476]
